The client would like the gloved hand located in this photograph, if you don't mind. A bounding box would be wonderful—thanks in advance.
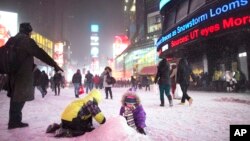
[137,127,146,135]
[54,65,63,72]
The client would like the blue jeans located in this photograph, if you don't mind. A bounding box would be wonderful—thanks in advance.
[85,82,93,93]
[73,83,80,97]
[159,84,170,101]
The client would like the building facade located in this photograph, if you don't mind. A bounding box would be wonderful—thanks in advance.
[116,0,161,80]
[157,0,250,90]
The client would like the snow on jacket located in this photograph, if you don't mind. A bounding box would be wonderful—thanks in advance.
[119,93,146,129]
[61,89,105,124]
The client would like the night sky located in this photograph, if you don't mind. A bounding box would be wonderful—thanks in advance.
[0,0,124,66]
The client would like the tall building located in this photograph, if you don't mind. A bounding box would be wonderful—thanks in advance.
[116,0,160,79]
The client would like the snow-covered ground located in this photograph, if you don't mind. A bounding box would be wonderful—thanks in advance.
[0,87,250,141]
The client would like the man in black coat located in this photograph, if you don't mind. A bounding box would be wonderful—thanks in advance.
[53,71,62,96]
[7,23,63,129]
[176,58,194,106]
[40,70,49,98]
[72,69,82,98]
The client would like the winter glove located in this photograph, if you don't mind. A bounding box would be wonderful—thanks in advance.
[137,127,146,135]
[54,65,63,72]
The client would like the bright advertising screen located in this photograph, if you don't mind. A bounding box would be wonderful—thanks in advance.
[54,42,64,67]
[113,35,130,58]
[0,11,18,47]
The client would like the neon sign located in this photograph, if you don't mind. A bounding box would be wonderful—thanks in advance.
[169,15,250,48]
[157,0,249,49]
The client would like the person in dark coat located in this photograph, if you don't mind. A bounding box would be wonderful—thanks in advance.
[33,64,41,87]
[142,76,150,91]
[154,58,172,107]
[54,71,62,96]
[170,64,177,98]
[6,23,63,130]
[72,69,82,98]
[85,71,93,93]
[176,58,194,106]
[120,91,146,135]
[39,70,49,98]
[131,76,137,90]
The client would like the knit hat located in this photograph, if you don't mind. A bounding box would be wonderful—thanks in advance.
[19,23,33,35]
[125,95,136,104]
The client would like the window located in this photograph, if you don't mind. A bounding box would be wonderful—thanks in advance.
[147,11,162,33]
[189,0,205,13]
[176,0,189,22]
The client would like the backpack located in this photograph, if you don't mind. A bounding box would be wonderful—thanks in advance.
[106,73,116,85]
[0,37,20,74]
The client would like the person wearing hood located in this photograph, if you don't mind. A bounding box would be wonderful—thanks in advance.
[46,89,106,137]
[154,58,173,107]
[6,23,63,130]
[176,58,194,106]
[119,91,146,135]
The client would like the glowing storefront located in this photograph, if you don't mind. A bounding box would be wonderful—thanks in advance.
[31,32,54,74]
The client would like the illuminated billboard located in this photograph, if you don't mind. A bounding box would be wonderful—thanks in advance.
[91,46,99,57]
[0,11,18,47]
[113,35,130,58]
[157,0,250,53]
[90,35,99,46]
[91,24,99,32]
[54,42,64,67]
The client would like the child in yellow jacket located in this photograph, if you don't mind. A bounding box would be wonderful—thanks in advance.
[46,89,106,137]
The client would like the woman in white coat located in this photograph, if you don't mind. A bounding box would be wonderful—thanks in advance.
[102,66,113,99]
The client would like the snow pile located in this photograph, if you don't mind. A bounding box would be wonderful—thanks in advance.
[77,116,151,141]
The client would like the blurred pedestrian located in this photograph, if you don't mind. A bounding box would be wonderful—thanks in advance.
[93,74,100,89]
[154,58,172,107]
[170,64,177,98]
[131,76,137,90]
[85,71,93,93]
[54,71,62,96]
[6,23,63,129]
[39,71,49,98]
[102,66,113,99]
[176,58,194,106]
[72,69,82,98]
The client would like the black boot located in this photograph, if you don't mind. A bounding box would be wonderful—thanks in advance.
[8,122,29,129]
[167,95,173,107]
[160,99,164,107]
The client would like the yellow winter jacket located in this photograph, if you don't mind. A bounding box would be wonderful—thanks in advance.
[61,89,105,124]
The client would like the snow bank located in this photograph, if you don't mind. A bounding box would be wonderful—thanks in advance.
[77,116,151,141]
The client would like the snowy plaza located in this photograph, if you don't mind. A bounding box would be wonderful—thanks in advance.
[0,87,250,141]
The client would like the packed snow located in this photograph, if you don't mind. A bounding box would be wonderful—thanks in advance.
[0,86,250,141]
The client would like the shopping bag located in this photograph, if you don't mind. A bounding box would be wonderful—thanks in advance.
[78,85,84,95]
[174,83,183,99]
